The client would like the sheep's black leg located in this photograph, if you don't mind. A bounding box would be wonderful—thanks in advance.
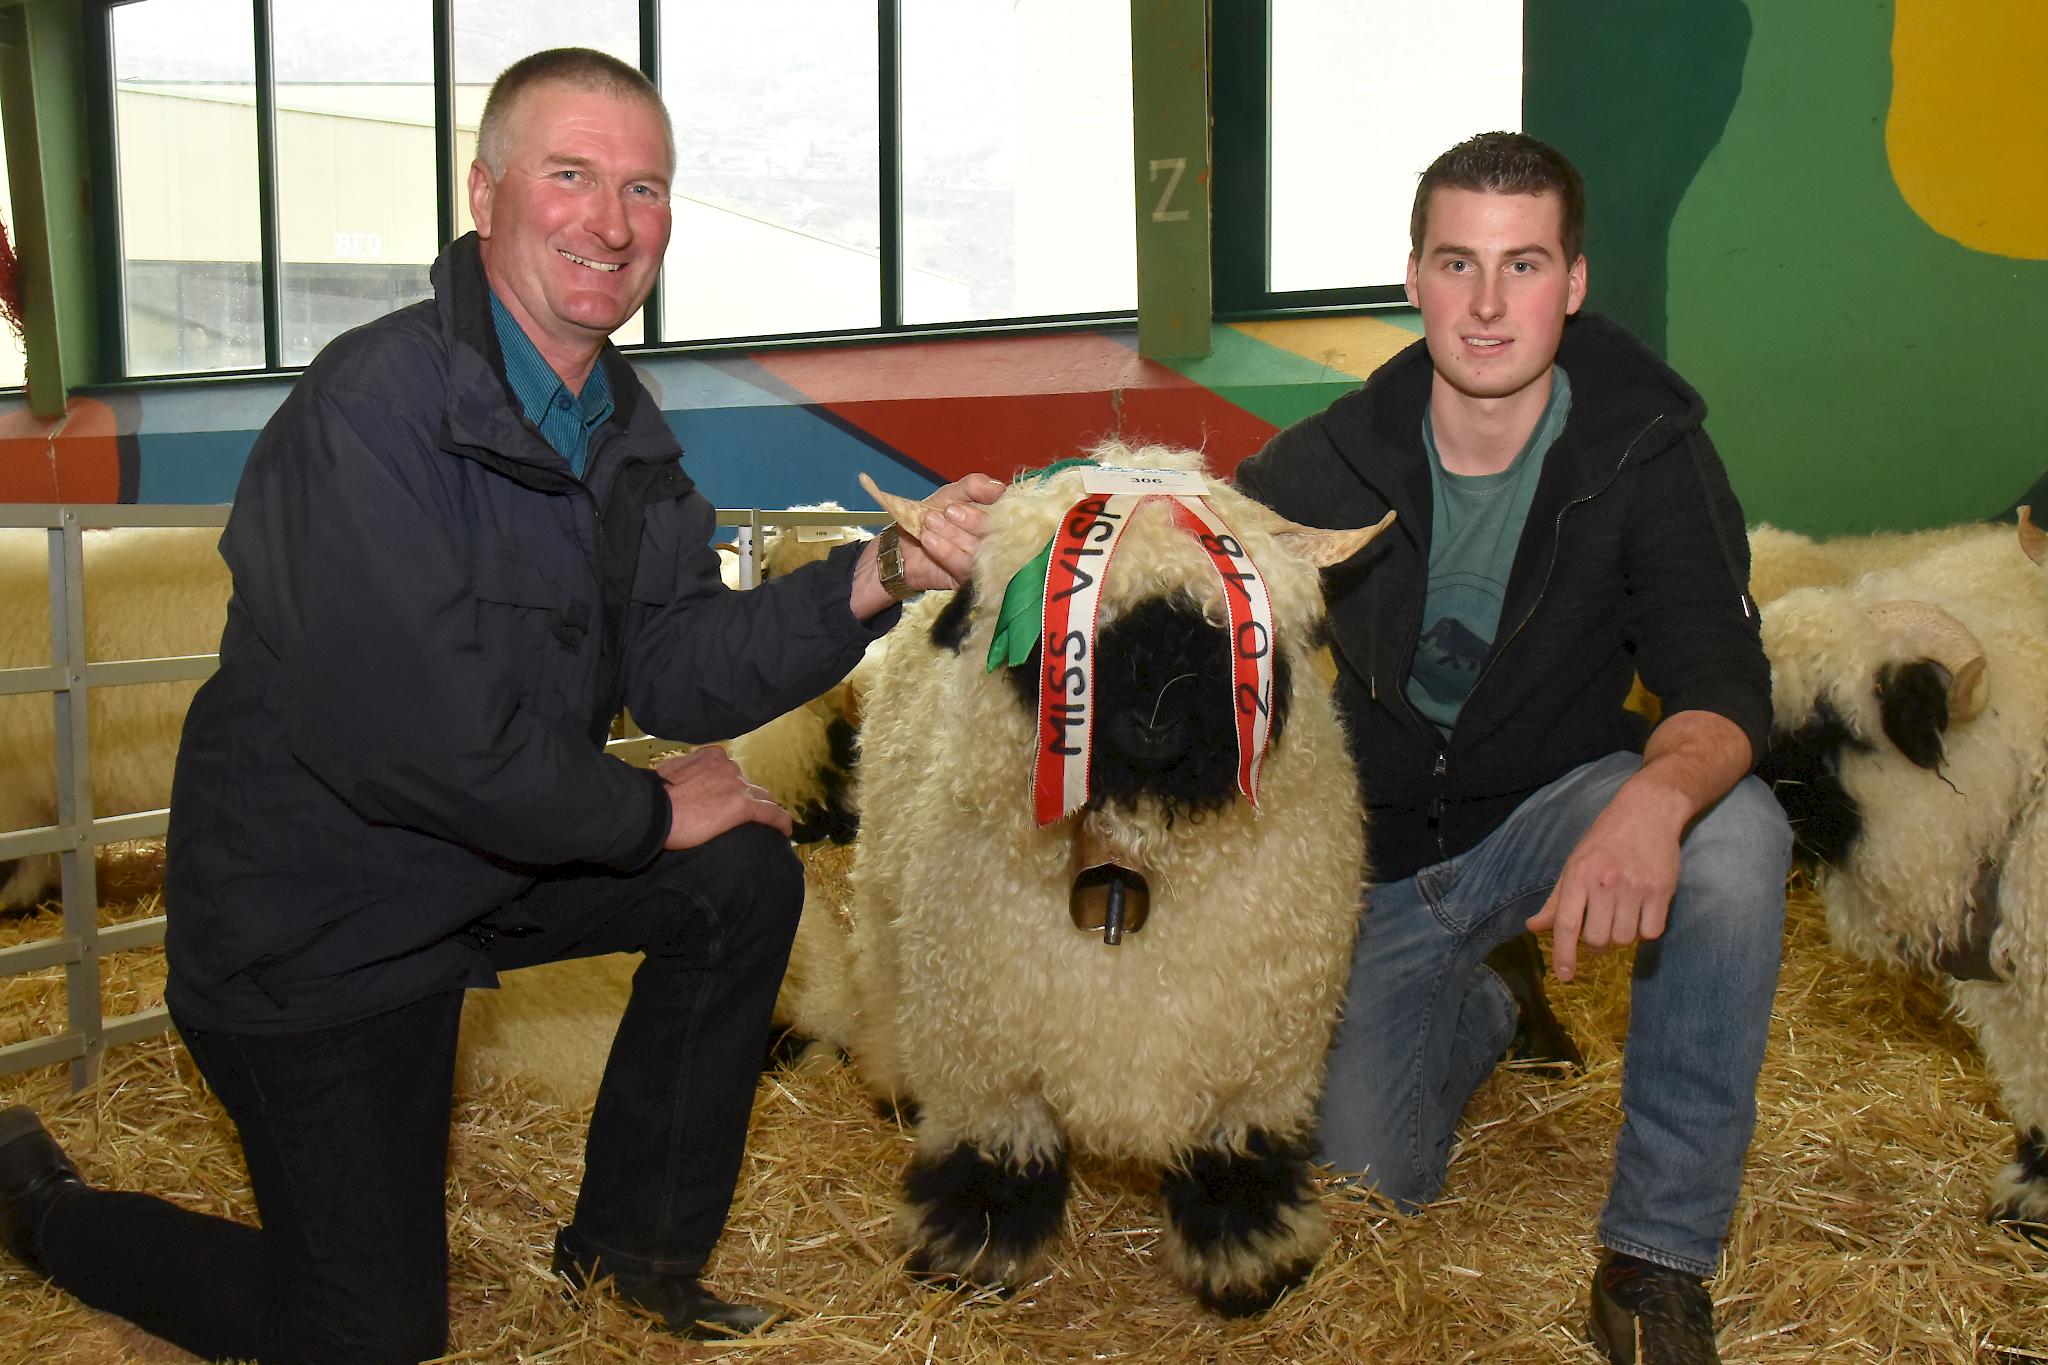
[899,1139,1069,1292]
[1160,1129,1326,1316]
[1991,1126,2048,1251]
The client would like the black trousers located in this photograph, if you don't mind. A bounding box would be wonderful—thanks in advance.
[37,823,803,1364]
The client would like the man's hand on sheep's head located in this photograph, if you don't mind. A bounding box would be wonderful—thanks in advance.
[851,472,1006,618]
[654,745,794,848]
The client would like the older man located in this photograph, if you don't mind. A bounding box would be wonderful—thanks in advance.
[0,47,995,1361]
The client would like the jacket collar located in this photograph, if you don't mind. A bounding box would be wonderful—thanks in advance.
[1330,311,1703,531]
[432,234,679,488]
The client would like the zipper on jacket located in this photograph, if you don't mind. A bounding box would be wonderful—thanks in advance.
[1456,414,1666,730]
[1430,750,1449,862]
[1414,413,1665,865]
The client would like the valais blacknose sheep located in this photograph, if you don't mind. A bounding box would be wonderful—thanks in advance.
[843,443,1391,1314]
[1757,510,2048,1242]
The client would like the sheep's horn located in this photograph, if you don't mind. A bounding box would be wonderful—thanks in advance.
[1865,599,1989,724]
[857,472,927,538]
[1268,508,1398,568]
[2018,506,2046,567]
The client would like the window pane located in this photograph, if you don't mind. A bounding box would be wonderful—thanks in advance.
[0,91,24,390]
[1269,0,1521,293]
[114,0,264,374]
[659,1,880,342]
[451,6,642,347]
[272,2,437,365]
[901,0,1133,325]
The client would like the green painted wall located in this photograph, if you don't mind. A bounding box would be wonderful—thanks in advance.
[1526,1,2048,535]
[1523,0,1749,358]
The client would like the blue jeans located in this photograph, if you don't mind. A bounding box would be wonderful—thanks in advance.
[1318,753,1790,1276]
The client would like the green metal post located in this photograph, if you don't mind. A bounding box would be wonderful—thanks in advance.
[2,2,101,414]
[1128,0,1211,359]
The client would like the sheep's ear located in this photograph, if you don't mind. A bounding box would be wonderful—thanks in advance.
[858,472,927,537]
[2018,506,2046,566]
[1266,508,1398,568]
[1876,659,1955,770]
[1863,599,1988,723]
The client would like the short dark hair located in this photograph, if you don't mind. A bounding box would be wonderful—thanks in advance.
[1409,132,1585,263]
[476,47,673,180]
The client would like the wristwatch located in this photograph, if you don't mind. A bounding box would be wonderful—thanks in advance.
[875,524,915,602]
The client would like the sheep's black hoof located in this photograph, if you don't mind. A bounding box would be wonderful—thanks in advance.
[1193,1256,1317,1318]
[761,1027,811,1072]
[874,1095,922,1127]
[899,1141,1069,1290]
[1161,1129,1327,1316]
[1993,1215,2048,1252]
[1989,1129,2048,1250]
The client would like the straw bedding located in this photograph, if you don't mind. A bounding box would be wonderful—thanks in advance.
[1,842,2042,1363]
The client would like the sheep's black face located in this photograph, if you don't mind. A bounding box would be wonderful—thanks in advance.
[1756,700,1869,869]
[929,578,1295,820]
[1005,594,1293,821]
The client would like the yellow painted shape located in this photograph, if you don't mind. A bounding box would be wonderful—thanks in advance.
[1887,0,2048,260]
[1230,315,1417,382]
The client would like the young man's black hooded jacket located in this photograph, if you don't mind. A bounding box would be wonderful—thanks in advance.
[164,233,893,1031]
[1234,312,1768,884]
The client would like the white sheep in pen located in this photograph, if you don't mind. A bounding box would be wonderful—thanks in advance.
[0,526,228,910]
[841,442,1392,1314]
[1757,510,2048,1243]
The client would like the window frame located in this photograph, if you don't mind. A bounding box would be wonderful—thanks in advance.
[88,0,1142,382]
[1210,3,1415,320]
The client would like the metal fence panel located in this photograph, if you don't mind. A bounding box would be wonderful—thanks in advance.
[0,502,885,1087]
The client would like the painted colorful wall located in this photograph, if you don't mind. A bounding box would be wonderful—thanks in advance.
[1527,0,2048,536]
[9,1,2042,534]
[0,315,1422,510]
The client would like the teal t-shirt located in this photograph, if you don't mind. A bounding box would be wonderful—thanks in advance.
[1404,366,1572,737]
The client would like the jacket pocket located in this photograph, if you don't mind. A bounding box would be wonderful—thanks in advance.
[628,538,674,605]
[470,551,573,719]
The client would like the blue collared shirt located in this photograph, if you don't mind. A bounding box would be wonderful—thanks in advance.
[488,291,614,479]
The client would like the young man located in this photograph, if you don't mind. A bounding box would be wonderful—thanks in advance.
[0,48,996,1361]
[1235,133,1789,1364]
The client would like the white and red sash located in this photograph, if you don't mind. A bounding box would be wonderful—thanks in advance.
[1029,475,1277,827]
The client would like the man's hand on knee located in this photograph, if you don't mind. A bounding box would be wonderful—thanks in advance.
[1526,786,1683,982]
[655,747,794,849]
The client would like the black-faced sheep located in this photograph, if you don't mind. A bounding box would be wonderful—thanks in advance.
[843,442,1391,1315]
[0,526,229,910]
[1757,512,2048,1243]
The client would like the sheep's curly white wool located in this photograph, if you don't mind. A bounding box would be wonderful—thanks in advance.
[1761,521,2048,1228]
[843,442,1367,1304]
[0,527,229,910]
[1748,519,2020,608]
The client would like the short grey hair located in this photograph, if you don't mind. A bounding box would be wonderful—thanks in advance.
[475,47,674,181]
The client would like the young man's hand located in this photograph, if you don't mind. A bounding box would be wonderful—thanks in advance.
[1525,709,1753,981]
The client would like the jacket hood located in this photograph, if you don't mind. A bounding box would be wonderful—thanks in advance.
[1325,310,1707,527]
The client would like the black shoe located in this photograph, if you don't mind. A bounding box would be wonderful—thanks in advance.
[1485,931,1584,1070]
[1587,1250,1720,1365]
[552,1233,779,1339]
[0,1105,85,1277]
